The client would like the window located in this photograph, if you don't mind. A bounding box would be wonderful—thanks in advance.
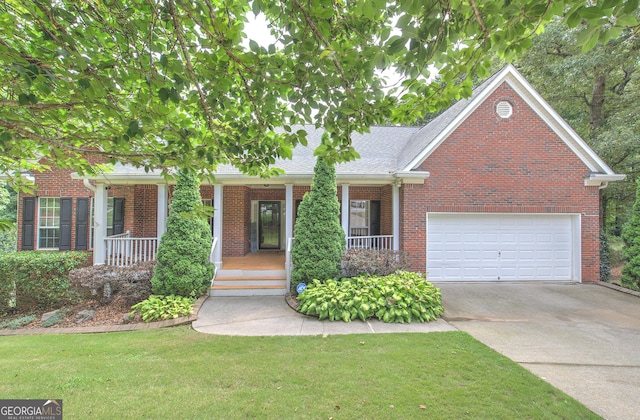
[349,200,369,237]
[38,197,60,249]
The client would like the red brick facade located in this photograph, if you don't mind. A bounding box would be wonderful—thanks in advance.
[17,80,607,283]
[399,82,601,281]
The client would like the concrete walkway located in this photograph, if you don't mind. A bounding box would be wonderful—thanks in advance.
[437,282,640,420]
[192,296,455,336]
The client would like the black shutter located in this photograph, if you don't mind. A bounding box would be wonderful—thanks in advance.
[59,198,72,250]
[21,197,35,250]
[370,200,381,236]
[75,198,89,250]
[113,198,125,235]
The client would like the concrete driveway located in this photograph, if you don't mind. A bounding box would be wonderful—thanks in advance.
[437,282,640,420]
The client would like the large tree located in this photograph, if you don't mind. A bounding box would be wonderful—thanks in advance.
[516,18,640,233]
[0,1,637,180]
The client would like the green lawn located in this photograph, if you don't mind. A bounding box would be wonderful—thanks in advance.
[0,328,598,419]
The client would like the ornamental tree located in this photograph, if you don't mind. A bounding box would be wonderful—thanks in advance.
[0,1,637,180]
[151,170,214,297]
[291,157,345,289]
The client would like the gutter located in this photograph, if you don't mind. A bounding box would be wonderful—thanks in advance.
[584,173,626,188]
[82,178,97,192]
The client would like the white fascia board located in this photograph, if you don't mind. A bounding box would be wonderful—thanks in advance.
[394,170,431,184]
[71,172,166,184]
[0,171,35,183]
[584,173,627,186]
[72,170,420,186]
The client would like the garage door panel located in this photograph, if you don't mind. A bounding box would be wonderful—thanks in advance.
[427,214,576,282]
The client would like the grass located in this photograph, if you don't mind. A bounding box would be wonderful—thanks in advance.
[0,327,598,419]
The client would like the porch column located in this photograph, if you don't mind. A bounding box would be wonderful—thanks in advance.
[213,184,223,269]
[341,184,349,239]
[157,183,168,239]
[392,181,401,251]
[285,184,294,244]
[93,183,108,265]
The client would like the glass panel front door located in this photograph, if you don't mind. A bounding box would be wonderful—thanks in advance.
[259,201,281,249]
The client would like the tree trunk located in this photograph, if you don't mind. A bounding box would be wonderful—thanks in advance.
[590,67,606,131]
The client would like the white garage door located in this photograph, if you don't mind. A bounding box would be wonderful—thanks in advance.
[427,214,578,281]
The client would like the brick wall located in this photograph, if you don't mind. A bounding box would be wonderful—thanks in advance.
[17,166,94,251]
[222,186,251,257]
[400,82,601,282]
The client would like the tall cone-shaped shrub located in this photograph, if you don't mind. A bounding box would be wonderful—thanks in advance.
[291,157,345,290]
[152,170,214,297]
[621,180,640,290]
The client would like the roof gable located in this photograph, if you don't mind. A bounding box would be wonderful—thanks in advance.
[399,65,620,177]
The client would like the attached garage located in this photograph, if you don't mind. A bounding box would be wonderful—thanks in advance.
[426,213,581,282]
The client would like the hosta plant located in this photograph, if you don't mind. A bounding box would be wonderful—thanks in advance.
[130,295,195,323]
[297,271,443,323]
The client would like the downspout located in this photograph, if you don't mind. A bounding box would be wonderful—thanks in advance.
[83,178,97,193]
[599,181,609,190]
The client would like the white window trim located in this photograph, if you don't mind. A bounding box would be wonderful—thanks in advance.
[349,199,370,237]
[37,197,60,250]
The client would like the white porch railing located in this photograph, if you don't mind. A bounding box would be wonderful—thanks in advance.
[105,231,159,267]
[346,235,393,250]
[286,235,393,290]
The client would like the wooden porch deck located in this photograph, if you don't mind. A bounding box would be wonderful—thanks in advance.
[221,251,286,270]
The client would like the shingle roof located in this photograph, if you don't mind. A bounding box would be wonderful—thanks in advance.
[214,125,419,175]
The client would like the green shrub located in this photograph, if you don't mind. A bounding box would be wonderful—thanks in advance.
[291,157,345,289]
[41,308,72,328]
[621,180,640,290]
[297,271,443,323]
[0,314,36,329]
[152,170,215,297]
[130,295,195,322]
[0,251,91,312]
[341,249,411,278]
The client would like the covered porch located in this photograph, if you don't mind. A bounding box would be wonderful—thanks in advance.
[77,162,428,295]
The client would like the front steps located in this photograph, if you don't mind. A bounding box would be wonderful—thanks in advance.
[210,269,287,296]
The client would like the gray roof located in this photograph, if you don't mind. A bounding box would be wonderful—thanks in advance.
[215,125,420,175]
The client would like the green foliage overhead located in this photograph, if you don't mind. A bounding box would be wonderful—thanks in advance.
[297,271,444,323]
[151,170,215,298]
[291,157,345,288]
[621,180,640,290]
[0,1,637,178]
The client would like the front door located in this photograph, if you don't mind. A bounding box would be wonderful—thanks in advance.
[259,201,281,249]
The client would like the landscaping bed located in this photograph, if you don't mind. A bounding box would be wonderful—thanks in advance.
[1,295,134,330]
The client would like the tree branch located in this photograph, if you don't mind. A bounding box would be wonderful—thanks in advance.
[0,100,83,110]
